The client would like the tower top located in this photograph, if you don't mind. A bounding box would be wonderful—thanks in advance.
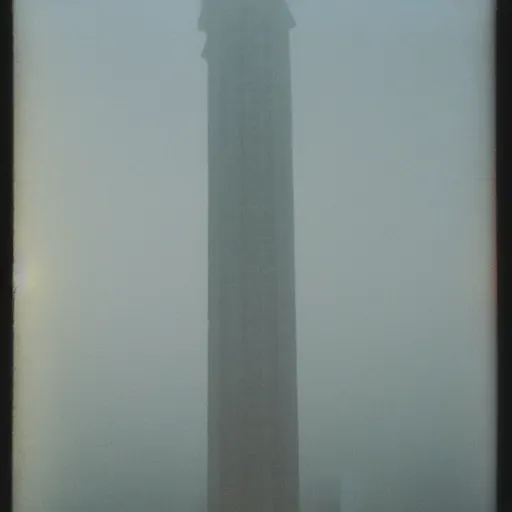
[198,0,295,33]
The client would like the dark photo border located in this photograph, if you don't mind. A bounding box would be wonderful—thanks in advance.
[0,1,509,511]
[496,1,511,511]
[1,0,14,510]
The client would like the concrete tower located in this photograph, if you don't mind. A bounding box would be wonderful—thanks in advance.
[199,1,299,511]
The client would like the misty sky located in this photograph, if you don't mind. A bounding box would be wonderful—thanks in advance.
[14,1,494,511]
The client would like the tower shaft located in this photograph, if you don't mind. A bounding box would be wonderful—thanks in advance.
[201,3,299,511]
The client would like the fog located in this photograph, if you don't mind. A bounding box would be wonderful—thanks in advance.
[14,1,494,511]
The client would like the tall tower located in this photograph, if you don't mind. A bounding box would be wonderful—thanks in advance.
[199,1,299,511]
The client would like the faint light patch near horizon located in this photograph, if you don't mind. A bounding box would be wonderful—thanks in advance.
[13,255,32,295]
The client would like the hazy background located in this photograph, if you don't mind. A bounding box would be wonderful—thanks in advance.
[14,1,494,511]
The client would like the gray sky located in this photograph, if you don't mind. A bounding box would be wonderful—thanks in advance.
[14,1,494,511]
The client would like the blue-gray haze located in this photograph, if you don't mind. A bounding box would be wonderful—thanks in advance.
[14,1,494,511]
